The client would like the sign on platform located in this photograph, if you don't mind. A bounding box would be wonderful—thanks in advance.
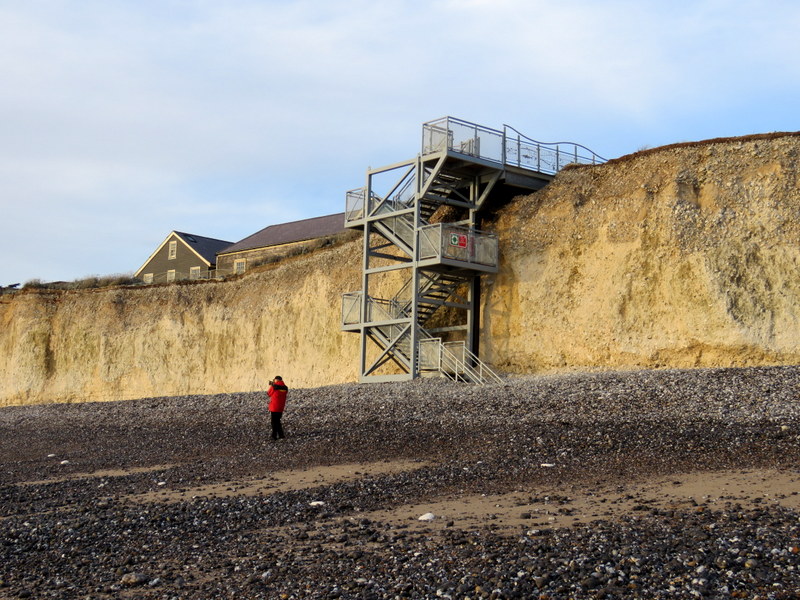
[450,233,468,248]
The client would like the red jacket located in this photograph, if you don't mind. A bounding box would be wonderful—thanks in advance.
[267,381,288,412]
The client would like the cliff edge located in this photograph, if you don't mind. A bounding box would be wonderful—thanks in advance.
[3,133,800,405]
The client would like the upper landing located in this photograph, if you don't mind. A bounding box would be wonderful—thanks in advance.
[420,116,606,186]
[344,117,606,227]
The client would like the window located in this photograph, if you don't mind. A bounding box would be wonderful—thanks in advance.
[168,240,177,260]
[143,273,153,284]
[189,266,201,280]
[166,269,176,282]
[234,259,246,275]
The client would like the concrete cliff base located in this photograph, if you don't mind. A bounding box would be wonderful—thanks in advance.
[3,133,800,405]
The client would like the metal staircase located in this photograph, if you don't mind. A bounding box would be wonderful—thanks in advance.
[342,117,605,384]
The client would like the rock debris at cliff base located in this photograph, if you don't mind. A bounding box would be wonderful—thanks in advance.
[2,366,800,599]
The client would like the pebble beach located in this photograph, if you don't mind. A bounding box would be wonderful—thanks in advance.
[2,366,800,599]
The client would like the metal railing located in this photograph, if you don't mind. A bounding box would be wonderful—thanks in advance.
[422,116,606,175]
[342,292,410,326]
[442,340,502,384]
[345,188,366,223]
[423,117,504,161]
[419,337,502,384]
[418,223,498,268]
[348,117,605,227]
[345,187,414,226]
[342,292,501,384]
[503,124,606,173]
[341,291,363,325]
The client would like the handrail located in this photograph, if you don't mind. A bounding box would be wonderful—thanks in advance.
[421,116,606,175]
[419,333,502,385]
[345,188,366,222]
[503,123,607,165]
[342,291,501,384]
[390,271,455,318]
[343,292,408,324]
[445,340,503,384]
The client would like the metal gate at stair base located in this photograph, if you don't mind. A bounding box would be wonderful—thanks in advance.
[418,338,441,374]
[418,337,503,384]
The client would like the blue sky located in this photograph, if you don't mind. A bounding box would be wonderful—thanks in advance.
[2,0,799,285]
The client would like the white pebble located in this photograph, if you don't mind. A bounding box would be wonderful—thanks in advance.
[418,512,435,521]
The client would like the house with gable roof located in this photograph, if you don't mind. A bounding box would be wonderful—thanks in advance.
[135,231,233,284]
[215,213,352,275]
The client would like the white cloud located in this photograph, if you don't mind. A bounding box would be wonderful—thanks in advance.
[2,0,800,284]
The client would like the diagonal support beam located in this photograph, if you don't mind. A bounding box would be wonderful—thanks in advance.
[364,323,411,376]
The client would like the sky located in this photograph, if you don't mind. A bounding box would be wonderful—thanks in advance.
[2,0,799,285]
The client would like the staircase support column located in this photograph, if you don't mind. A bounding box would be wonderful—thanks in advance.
[468,277,480,367]
[467,192,482,367]
[359,183,371,380]
[409,155,423,379]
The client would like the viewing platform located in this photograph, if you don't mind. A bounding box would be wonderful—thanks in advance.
[421,115,604,174]
[345,116,605,229]
[417,223,498,273]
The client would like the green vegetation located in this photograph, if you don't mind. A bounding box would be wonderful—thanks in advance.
[22,274,141,291]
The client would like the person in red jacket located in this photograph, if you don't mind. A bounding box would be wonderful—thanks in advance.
[267,376,288,441]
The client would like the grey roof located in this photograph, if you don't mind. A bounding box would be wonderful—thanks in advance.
[219,213,346,255]
[173,232,235,264]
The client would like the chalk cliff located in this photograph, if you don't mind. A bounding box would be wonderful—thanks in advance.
[485,133,800,372]
[0,246,362,406]
[3,133,800,405]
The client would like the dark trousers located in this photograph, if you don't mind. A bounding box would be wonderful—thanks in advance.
[270,411,285,440]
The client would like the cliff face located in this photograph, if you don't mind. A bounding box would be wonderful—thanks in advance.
[3,133,800,406]
[0,244,362,405]
[485,134,800,372]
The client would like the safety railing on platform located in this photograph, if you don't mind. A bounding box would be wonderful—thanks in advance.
[345,182,417,226]
[418,223,498,268]
[341,291,362,326]
[345,188,366,223]
[423,117,504,162]
[503,124,606,173]
[422,116,606,175]
[342,292,411,326]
